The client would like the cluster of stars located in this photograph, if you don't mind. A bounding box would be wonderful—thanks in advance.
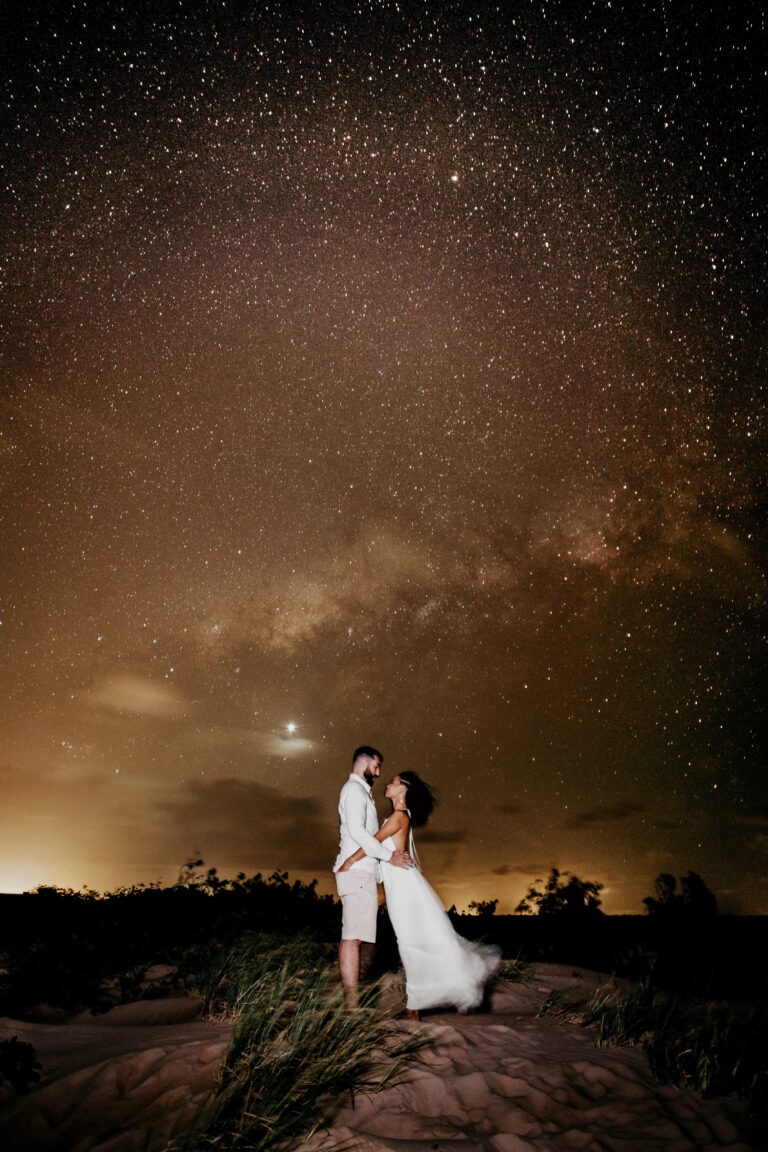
[0,0,764,909]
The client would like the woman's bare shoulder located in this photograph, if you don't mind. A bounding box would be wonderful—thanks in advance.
[383,809,409,829]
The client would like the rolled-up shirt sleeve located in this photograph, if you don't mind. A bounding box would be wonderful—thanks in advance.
[345,786,393,861]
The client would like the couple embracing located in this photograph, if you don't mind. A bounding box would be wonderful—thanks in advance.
[334,745,500,1014]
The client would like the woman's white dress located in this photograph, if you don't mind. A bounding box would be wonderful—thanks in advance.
[381,830,500,1012]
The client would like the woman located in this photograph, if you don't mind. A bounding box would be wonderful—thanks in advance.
[337,771,500,1015]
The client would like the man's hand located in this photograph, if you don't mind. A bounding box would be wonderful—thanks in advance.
[389,850,414,869]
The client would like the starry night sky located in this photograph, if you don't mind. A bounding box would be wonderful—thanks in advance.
[1,0,765,912]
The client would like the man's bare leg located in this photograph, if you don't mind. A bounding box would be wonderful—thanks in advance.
[339,938,360,1006]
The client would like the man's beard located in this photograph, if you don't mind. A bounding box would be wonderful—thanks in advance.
[363,768,375,786]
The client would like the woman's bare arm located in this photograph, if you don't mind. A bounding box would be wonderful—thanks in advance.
[337,811,409,872]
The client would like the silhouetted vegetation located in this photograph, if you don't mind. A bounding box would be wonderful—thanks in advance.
[1,861,765,1022]
[466,898,498,918]
[448,868,767,1002]
[643,871,717,918]
[0,863,338,1017]
[515,867,604,917]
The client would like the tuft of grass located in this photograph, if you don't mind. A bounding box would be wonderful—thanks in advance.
[537,989,568,1019]
[582,979,768,1113]
[536,988,587,1023]
[169,935,425,1151]
[498,954,532,985]
[183,932,323,1018]
[643,1001,768,1110]
[582,973,659,1046]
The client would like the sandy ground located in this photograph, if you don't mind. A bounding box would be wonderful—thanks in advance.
[0,997,231,1152]
[310,966,767,1152]
[0,965,765,1152]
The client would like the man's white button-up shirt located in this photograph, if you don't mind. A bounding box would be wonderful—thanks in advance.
[334,773,393,877]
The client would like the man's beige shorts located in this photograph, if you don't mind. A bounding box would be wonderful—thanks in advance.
[335,870,378,943]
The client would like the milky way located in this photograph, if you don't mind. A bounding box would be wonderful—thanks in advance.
[0,0,765,911]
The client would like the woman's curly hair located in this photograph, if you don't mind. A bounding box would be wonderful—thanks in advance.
[399,771,435,828]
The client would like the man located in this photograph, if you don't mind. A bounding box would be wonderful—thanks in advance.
[334,744,412,1001]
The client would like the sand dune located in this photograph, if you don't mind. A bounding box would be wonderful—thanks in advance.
[314,967,763,1152]
[0,1001,230,1152]
[0,965,764,1151]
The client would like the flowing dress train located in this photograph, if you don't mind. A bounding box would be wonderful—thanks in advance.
[381,831,500,1011]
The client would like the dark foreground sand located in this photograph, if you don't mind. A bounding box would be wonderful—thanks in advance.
[0,965,765,1152]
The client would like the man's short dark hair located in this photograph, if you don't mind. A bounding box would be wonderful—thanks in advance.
[352,745,383,766]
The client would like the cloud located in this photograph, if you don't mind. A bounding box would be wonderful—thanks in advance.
[656,817,685,831]
[86,674,189,720]
[193,726,316,759]
[568,802,645,829]
[0,757,110,810]
[157,778,333,872]
[417,828,467,845]
[492,861,550,877]
[733,808,768,827]
[248,731,315,758]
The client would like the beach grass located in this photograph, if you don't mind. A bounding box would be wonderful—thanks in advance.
[169,934,425,1151]
[536,989,569,1019]
[497,954,532,984]
[583,976,768,1112]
